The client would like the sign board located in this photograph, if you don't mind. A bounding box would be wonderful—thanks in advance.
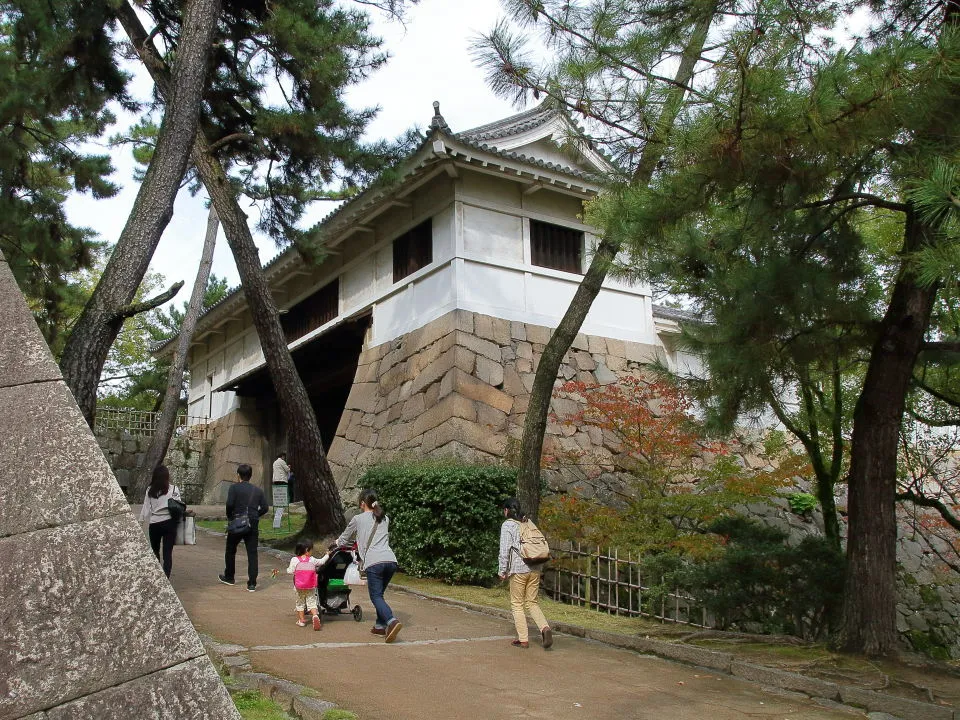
[272,483,289,507]
[272,507,285,529]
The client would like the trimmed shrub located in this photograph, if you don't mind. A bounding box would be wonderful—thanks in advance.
[683,516,845,639]
[359,460,517,584]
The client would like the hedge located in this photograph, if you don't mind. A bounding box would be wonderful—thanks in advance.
[359,460,517,584]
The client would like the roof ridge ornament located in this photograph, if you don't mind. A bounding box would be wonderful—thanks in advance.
[430,100,450,132]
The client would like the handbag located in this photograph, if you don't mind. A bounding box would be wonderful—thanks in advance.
[175,516,196,545]
[226,508,251,535]
[168,497,187,522]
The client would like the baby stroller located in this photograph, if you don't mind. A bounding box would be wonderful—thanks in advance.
[317,545,363,621]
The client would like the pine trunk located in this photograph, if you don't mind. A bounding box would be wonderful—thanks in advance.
[133,207,219,501]
[191,137,346,536]
[59,0,222,425]
[516,9,716,520]
[118,0,346,538]
[840,210,938,655]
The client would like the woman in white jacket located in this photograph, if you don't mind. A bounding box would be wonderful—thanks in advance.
[139,465,181,577]
[498,497,552,649]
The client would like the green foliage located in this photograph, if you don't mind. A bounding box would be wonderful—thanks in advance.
[787,493,818,515]
[231,689,292,719]
[360,460,518,584]
[0,0,130,345]
[135,0,420,257]
[321,711,358,720]
[97,273,230,411]
[681,516,845,639]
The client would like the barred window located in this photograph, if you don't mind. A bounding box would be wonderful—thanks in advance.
[281,278,339,343]
[530,219,583,274]
[393,218,433,282]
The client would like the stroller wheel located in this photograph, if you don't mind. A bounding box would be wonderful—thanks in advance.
[352,605,363,622]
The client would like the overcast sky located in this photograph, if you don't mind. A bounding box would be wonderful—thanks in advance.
[64,0,518,292]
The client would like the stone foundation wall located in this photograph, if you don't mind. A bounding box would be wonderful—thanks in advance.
[94,430,210,503]
[328,309,663,496]
[202,400,268,502]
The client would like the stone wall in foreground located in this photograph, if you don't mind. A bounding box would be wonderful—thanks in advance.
[0,250,240,719]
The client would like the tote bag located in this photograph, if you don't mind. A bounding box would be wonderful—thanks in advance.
[175,516,196,545]
[344,559,365,586]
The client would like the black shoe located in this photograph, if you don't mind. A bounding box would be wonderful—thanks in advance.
[218,574,235,585]
[247,584,256,592]
[541,626,553,649]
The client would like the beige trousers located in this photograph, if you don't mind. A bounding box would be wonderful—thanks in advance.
[509,572,549,642]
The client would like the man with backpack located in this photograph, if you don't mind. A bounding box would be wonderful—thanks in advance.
[498,497,553,649]
[218,464,269,591]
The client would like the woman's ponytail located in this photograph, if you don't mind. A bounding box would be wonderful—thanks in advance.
[359,488,385,523]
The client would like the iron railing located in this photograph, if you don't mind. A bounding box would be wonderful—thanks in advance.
[94,407,211,439]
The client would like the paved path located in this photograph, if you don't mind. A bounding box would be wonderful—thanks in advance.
[169,534,860,720]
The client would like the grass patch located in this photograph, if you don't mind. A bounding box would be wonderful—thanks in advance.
[392,572,677,637]
[197,515,306,544]
[232,690,293,720]
[322,711,358,720]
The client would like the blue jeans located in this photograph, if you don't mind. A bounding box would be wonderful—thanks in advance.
[365,561,397,628]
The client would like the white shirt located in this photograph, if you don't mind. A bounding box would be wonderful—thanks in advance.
[272,457,290,485]
[139,485,182,524]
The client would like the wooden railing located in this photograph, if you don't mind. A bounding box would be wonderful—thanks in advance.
[543,541,715,628]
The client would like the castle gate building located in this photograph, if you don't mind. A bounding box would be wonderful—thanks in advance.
[158,102,698,500]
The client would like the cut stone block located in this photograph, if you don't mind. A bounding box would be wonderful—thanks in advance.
[39,657,236,720]
[0,257,62,390]
[0,514,211,718]
[0,381,128,538]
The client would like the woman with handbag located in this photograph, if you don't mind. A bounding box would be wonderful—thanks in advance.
[139,465,182,578]
[334,489,402,642]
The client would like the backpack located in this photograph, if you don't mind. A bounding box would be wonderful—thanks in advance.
[514,519,550,565]
[293,556,318,590]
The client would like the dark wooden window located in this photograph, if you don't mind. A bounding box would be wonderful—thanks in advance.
[393,218,433,282]
[281,278,339,343]
[530,219,583,274]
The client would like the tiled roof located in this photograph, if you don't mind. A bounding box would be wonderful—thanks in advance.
[652,304,701,323]
[457,103,559,143]
[153,103,612,354]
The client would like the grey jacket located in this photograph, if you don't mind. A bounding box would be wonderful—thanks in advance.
[335,511,397,569]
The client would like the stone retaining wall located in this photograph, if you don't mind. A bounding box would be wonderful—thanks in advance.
[94,429,210,503]
[0,249,239,719]
[327,309,663,495]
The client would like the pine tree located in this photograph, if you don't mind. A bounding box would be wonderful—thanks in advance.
[587,0,960,655]
[58,0,223,425]
[116,0,416,536]
[0,0,129,349]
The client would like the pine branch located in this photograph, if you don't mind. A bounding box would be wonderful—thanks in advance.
[796,193,908,213]
[912,374,960,409]
[923,341,960,353]
[114,281,184,320]
[906,408,960,427]
[896,490,960,532]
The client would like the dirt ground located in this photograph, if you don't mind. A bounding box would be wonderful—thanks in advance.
[170,534,865,720]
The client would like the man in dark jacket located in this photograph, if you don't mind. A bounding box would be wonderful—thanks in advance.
[218,464,269,591]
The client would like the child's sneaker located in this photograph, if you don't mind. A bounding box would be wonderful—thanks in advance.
[296,620,307,627]
[312,614,322,631]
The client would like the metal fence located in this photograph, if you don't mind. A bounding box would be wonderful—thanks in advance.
[542,541,716,628]
[94,407,211,439]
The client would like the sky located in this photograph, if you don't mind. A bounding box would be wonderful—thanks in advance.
[63,0,518,292]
